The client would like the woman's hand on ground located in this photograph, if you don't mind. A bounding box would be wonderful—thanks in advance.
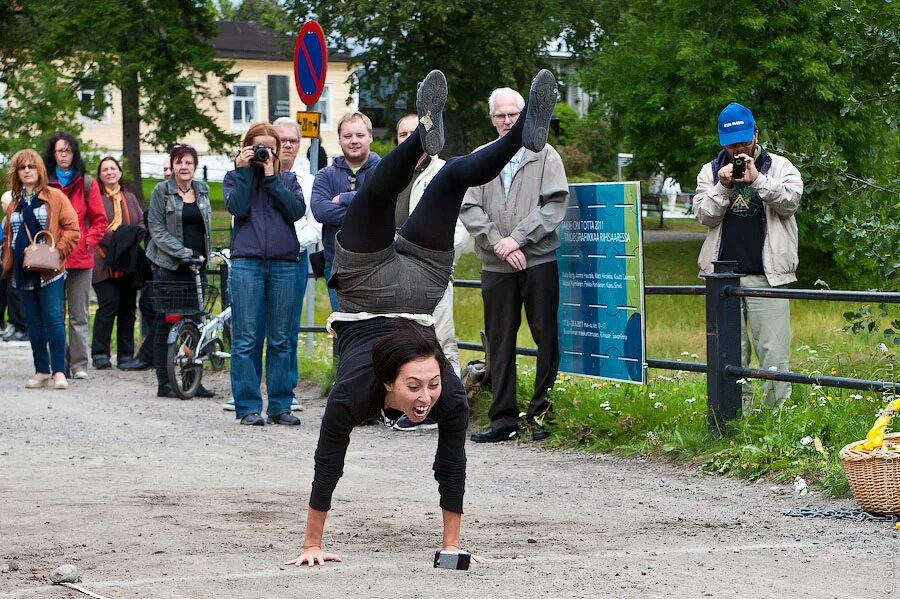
[284,546,342,567]
[471,554,488,565]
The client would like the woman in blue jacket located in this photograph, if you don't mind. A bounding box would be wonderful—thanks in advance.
[224,122,306,426]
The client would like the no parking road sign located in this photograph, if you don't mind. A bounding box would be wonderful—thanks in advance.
[293,21,327,106]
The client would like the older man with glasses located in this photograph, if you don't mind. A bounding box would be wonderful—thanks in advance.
[276,117,321,409]
[460,84,569,444]
[310,111,380,311]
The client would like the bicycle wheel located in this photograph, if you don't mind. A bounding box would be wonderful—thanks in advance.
[209,321,231,372]
[166,320,203,399]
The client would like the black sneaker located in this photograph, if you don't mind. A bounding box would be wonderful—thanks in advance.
[268,412,301,426]
[240,413,265,426]
[522,69,558,152]
[93,357,112,370]
[416,69,447,156]
[393,414,438,432]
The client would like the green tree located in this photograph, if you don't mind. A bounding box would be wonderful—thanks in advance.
[1,1,238,203]
[581,0,899,289]
[286,0,601,155]
[218,0,294,33]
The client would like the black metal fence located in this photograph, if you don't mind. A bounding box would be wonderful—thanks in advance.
[209,259,899,437]
[456,262,898,436]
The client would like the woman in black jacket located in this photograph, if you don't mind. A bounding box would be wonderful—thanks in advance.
[90,156,144,369]
[285,69,557,568]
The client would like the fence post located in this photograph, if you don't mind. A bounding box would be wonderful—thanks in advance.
[703,260,742,437]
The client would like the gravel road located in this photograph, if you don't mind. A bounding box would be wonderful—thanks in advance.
[0,341,896,599]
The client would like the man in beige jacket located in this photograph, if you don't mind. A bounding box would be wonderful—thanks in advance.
[461,84,569,443]
[693,102,803,412]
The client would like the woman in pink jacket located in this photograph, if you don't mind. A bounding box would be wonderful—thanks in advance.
[42,132,108,379]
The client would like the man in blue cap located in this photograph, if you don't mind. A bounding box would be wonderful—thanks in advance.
[693,102,804,412]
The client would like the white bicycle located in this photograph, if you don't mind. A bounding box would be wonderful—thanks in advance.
[148,250,232,399]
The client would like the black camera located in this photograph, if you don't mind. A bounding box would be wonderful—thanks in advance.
[251,144,270,162]
[732,156,746,180]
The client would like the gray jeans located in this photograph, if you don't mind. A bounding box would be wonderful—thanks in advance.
[740,274,792,412]
[64,268,92,374]
[330,234,453,315]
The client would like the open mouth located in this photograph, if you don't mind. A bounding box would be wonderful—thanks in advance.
[411,405,430,420]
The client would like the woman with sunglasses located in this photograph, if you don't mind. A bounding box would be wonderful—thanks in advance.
[223,122,305,426]
[90,156,145,370]
[285,69,558,567]
[145,144,215,399]
[1,150,80,389]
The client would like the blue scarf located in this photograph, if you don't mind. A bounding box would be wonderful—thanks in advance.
[55,166,74,188]
[13,191,43,289]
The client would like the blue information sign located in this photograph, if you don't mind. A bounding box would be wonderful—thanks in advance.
[557,182,646,384]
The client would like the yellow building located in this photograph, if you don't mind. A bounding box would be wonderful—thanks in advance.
[79,21,354,180]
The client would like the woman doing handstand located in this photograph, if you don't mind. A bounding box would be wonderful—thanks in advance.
[286,68,559,567]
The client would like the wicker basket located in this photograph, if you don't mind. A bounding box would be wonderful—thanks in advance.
[839,431,900,516]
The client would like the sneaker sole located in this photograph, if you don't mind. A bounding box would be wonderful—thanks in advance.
[393,422,439,432]
[417,70,447,156]
[523,69,558,152]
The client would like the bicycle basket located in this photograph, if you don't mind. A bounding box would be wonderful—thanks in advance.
[148,281,220,316]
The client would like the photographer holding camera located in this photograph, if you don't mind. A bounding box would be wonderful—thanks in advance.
[225,122,306,426]
[693,102,803,413]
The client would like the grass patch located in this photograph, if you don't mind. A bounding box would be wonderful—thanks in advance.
[544,352,896,497]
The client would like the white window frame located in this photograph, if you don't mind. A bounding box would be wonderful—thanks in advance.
[77,84,111,124]
[308,85,331,130]
[230,82,260,130]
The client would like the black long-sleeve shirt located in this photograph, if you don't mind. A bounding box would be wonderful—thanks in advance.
[310,317,469,514]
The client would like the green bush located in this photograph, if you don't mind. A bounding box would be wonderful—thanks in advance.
[559,144,590,177]
[370,138,394,159]
[554,101,581,146]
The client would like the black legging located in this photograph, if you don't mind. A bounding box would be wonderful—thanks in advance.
[338,105,529,254]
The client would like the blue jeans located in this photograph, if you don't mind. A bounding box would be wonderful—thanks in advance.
[289,252,310,389]
[20,276,67,374]
[324,259,339,311]
[229,258,301,419]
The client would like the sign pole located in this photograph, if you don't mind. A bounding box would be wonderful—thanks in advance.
[294,21,328,357]
[304,106,319,356]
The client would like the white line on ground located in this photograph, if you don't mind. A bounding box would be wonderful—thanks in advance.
[0,541,817,598]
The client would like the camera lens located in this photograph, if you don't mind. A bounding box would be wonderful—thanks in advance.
[253,145,269,162]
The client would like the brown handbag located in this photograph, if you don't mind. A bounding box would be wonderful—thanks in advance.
[23,229,61,273]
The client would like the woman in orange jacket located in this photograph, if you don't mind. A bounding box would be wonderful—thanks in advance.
[1,149,80,389]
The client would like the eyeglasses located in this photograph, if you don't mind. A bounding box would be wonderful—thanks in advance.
[171,143,195,151]
[54,147,72,155]
[491,111,520,121]
[280,138,299,146]
[17,164,38,171]
[347,173,357,192]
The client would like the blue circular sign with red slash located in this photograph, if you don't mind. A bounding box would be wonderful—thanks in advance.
[293,21,327,106]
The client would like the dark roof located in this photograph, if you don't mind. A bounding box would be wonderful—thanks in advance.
[212,21,350,63]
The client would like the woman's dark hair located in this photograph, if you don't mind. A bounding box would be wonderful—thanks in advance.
[43,131,86,177]
[96,155,126,190]
[372,320,450,391]
[170,143,199,168]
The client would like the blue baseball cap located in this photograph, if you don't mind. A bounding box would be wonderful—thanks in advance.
[717,102,756,146]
